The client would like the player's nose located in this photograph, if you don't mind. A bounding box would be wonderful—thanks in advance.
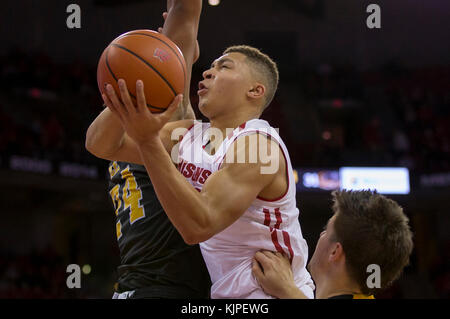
[202,68,214,80]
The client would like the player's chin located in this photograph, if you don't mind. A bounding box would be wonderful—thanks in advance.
[199,100,215,119]
[198,97,207,111]
[198,101,208,116]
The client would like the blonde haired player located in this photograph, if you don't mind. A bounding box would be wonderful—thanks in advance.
[94,45,314,298]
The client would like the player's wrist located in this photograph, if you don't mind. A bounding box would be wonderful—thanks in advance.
[278,283,303,299]
[136,135,161,149]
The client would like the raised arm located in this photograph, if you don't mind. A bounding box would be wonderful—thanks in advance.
[162,0,202,120]
[85,0,202,163]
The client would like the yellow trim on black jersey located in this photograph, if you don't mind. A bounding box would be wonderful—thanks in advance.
[353,294,375,299]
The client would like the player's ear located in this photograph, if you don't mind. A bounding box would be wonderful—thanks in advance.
[247,83,265,100]
[329,242,344,262]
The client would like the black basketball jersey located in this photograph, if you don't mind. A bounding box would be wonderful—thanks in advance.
[107,161,211,298]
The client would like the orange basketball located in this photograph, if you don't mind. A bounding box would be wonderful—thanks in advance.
[97,29,186,113]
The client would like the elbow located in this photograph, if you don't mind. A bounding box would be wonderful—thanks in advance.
[85,132,94,153]
[182,233,201,245]
[182,233,212,246]
[176,204,215,245]
[85,134,94,154]
[85,130,98,156]
[85,125,120,160]
[85,130,106,159]
[180,222,214,245]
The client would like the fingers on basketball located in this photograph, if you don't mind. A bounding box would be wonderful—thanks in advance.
[106,84,127,115]
[135,80,148,112]
[118,79,136,113]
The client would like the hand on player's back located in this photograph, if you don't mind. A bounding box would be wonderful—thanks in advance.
[103,79,183,146]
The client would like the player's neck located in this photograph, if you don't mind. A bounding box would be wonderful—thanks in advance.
[316,273,362,299]
[209,110,259,141]
[316,281,361,299]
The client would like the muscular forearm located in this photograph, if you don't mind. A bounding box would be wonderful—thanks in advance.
[137,138,211,244]
[85,107,125,158]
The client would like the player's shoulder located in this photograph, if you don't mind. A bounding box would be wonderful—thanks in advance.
[237,118,278,131]
[230,119,278,140]
[223,131,282,170]
[231,119,281,148]
[222,119,285,172]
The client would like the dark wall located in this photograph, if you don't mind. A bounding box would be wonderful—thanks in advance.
[1,0,449,70]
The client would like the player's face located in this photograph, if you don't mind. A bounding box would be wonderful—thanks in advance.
[197,52,254,119]
[308,214,338,284]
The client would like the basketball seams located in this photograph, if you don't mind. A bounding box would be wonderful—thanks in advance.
[104,47,167,113]
[124,32,186,87]
[98,30,186,113]
[111,43,178,97]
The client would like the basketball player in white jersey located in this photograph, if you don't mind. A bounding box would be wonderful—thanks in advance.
[99,45,315,298]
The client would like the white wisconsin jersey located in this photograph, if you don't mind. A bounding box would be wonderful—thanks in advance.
[177,119,314,299]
